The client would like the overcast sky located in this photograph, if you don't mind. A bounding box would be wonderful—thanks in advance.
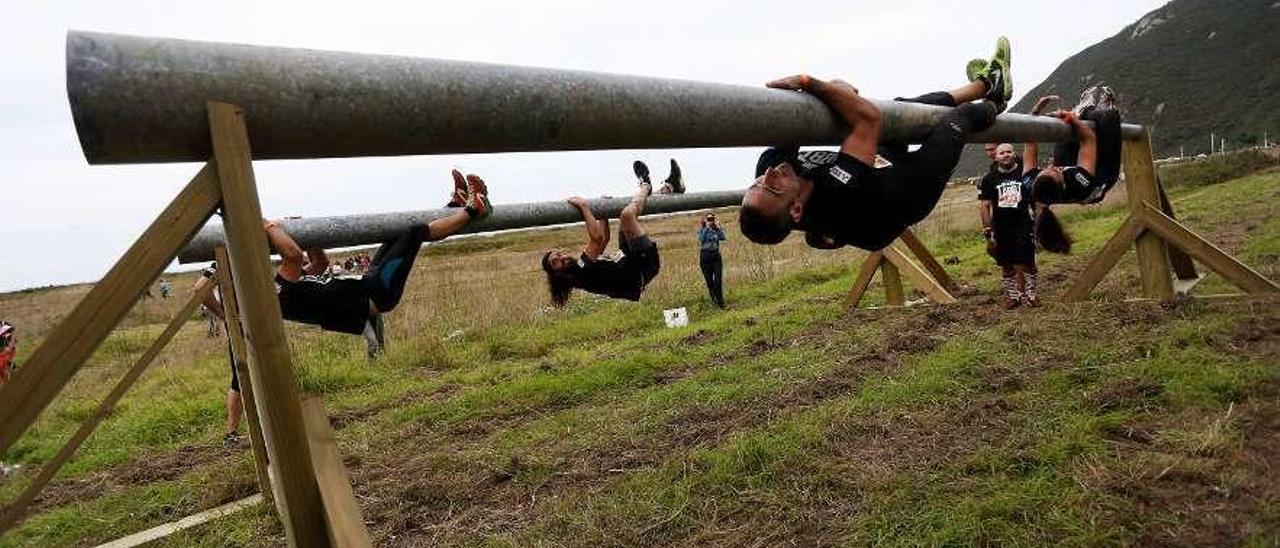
[0,0,1169,292]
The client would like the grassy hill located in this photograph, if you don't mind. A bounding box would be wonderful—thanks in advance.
[0,154,1278,546]
[960,0,1280,175]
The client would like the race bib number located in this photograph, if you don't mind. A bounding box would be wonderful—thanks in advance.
[996,180,1022,208]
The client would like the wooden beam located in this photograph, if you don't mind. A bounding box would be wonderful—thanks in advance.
[208,101,329,547]
[882,245,958,304]
[214,246,273,505]
[897,228,957,290]
[844,252,883,310]
[1122,130,1174,299]
[0,289,209,534]
[93,494,263,548]
[0,164,221,456]
[1158,181,1199,281]
[881,259,905,307]
[1137,203,1280,294]
[1062,215,1144,302]
[300,398,374,547]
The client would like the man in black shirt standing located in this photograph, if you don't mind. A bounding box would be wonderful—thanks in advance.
[739,37,1012,251]
[541,161,665,306]
[979,143,1038,309]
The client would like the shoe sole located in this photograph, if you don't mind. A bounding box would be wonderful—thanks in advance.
[994,37,1012,101]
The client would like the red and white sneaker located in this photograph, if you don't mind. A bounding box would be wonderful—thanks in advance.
[464,174,492,219]
[447,169,468,207]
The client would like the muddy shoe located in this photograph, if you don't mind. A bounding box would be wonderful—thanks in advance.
[223,432,241,448]
[633,160,651,185]
[663,159,686,194]
[1001,296,1021,310]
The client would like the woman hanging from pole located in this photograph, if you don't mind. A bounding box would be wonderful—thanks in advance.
[540,161,666,306]
[203,170,492,358]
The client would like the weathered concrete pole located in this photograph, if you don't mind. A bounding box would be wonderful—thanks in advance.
[67,31,1143,165]
[179,190,745,263]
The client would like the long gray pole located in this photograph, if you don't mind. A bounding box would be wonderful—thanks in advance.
[179,190,744,263]
[67,31,1143,165]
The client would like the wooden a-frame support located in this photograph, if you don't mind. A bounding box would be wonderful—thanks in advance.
[845,228,959,310]
[1064,130,1279,301]
[0,102,371,547]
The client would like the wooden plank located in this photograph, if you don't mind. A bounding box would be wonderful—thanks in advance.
[1062,215,1144,302]
[1138,203,1280,294]
[1122,131,1174,300]
[897,228,957,290]
[93,494,263,548]
[214,246,274,506]
[1158,181,1199,281]
[881,259,905,307]
[0,289,209,534]
[301,398,374,548]
[209,101,329,548]
[883,245,958,304]
[0,164,221,456]
[843,252,883,311]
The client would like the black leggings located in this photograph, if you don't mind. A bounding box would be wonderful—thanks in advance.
[361,224,427,313]
[699,250,725,308]
[1053,107,1123,187]
[881,92,998,225]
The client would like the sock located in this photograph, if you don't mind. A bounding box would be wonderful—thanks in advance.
[1024,272,1038,300]
[1002,274,1022,301]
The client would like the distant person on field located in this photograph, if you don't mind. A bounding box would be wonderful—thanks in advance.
[979,143,1039,309]
[191,269,245,447]
[698,211,728,309]
[739,37,1012,251]
[0,322,17,383]
[158,279,172,299]
[541,160,678,306]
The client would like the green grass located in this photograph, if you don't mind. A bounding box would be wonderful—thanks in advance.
[2,158,1279,547]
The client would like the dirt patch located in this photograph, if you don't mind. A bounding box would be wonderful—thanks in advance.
[1088,377,1164,413]
[681,329,713,345]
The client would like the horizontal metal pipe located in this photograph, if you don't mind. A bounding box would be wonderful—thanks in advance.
[178,190,745,263]
[68,31,1143,165]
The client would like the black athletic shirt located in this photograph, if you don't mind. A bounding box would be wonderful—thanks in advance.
[1034,165,1100,204]
[979,167,1033,237]
[275,275,370,335]
[572,253,646,301]
[758,148,898,251]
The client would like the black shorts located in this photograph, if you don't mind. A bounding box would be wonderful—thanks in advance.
[619,228,661,286]
[227,338,239,392]
[993,232,1036,267]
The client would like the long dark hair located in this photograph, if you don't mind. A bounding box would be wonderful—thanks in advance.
[541,251,576,307]
[1031,173,1072,254]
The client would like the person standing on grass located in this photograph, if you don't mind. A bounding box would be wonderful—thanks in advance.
[979,143,1039,309]
[0,322,17,384]
[698,212,728,308]
[739,37,1013,251]
[540,161,670,306]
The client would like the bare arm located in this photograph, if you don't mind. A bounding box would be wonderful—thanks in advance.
[1022,142,1039,176]
[767,75,881,166]
[192,274,225,320]
[303,249,329,276]
[979,200,994,236]
[569,197,609,259]
[263,220,305,282]
[1060,111,1097,175]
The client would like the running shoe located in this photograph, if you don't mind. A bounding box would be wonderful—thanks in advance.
[1097,85,1117,111]
[464,174,493,219]
[447,169,468,207]
[978,37,1013,109]
[663,159,686,194]
[1073,85,1102,116]
[965,58,986,83]
[223,431,242,448]
[633,160,651,185]
[364,315,385,360]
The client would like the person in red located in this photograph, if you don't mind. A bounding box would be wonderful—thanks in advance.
[0,322,17,383]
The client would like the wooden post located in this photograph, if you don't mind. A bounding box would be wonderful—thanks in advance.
[881,261,905,307]
[208,101,330,547]
[300,398,374,547]
[213,246,274,505]
[882,246,957,305]
[0,289,209,534]
[0,165,221,456]
[1137,203,1280,294]
[897,229,956,291]
[1123,131,1174,300]
[844,251,884,310]
[1063,216,1145,302]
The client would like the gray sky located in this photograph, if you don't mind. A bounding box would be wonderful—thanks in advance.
[0,0,1168,292]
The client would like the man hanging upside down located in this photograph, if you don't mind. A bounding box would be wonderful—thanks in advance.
[540,161,666,306]
[739,37,1012,250]
[202,170,492,357]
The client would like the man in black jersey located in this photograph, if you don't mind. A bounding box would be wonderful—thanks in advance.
[739,37,1012,250]
[978,143,1038,309]
[204,170,492,357]
[1031,86,1124,205]
[541,161,663,306]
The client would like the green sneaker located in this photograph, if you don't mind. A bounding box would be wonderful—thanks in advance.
[965,58,986,83]
[982,36,1012,104]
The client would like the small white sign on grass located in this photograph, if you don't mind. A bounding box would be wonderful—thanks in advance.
[663,307,689,328]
